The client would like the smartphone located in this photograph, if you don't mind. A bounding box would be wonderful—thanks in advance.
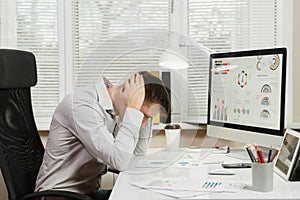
[222,163,252,168]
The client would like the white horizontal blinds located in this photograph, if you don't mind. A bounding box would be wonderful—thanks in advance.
[247,0,278,48]
[187,0,278,118]
[15,0,59,128]
[0,0,17,47]
[72,0,171,87]
[186,44,211,117]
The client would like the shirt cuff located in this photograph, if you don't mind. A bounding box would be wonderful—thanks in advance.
[138,119,152,139]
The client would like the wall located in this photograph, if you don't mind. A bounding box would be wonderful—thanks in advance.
[293,0,300,121]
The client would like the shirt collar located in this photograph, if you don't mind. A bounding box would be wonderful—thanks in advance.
[95,77,114,111]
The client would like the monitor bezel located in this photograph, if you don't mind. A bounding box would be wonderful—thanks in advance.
[207,48,287,137]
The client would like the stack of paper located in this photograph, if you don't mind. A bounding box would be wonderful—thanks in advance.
[131,177,247,199]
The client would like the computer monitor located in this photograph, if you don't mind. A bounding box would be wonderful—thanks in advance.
[207,48,287,147]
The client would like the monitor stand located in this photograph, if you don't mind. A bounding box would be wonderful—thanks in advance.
[227,149,250,161]
[226,146,271,161]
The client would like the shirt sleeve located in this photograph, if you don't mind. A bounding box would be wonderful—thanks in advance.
[72,93,143,171]
[134,118,153,156]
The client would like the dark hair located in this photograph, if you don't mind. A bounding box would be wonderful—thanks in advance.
[139,71,171,117]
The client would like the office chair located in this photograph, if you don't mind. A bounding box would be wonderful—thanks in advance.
[0,49,92,200]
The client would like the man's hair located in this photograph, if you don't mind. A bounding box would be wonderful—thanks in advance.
[139,71,171,117]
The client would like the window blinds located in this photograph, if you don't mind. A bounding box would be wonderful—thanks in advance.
[17,0,59,129]
[0,0,59,130]
[187,0,278,119]
[71,0,171,87]
[1,0,280,129]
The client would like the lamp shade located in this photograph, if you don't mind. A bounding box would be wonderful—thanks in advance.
[159,50,188,69]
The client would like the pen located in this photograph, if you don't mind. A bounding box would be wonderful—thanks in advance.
[271,147,279,162]
[213,146,230,153]
[258,149,265,163]
[245,145,256,162]
[254,144,261,163]
[267,146,273,163]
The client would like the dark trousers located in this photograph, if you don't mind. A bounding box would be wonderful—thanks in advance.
[88,189,112,200]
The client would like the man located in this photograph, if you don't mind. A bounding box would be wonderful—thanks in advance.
[35,71,170,200]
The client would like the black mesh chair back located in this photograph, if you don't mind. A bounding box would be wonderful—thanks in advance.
[0,49,92,200]
[0,49,44,200]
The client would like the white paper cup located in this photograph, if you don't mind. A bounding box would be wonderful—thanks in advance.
[251,162,274,192]
[165,124,181,151]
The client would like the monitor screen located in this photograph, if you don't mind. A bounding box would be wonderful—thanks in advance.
[207,48,287,147]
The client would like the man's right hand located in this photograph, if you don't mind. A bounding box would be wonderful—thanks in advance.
[120,73,145,110]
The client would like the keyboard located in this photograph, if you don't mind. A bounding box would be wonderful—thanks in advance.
[188,149,248,164]
[187,152,225,164]
[200,155,225,164]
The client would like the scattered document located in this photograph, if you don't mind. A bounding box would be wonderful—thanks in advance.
[135,160,171,168]
[136,159,200,168]
[147,188,209,199]
[173,159,200,168]
[131,177,246,193]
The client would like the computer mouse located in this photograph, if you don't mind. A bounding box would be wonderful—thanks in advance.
[208,169,235,175]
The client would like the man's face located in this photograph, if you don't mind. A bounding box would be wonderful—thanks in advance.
[139,102,160,127]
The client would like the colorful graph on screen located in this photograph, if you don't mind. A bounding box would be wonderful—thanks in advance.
[261,84,272,93]
[270,54,280,70]
[237,70,248,88]
[260,109,271,119]
[261,96,271,106]
[213,98,228,121]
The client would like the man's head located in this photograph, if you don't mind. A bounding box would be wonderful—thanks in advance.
[111,71,171,126]
[139,71,171,124]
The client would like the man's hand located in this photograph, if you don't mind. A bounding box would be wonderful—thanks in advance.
[120,73,145,110]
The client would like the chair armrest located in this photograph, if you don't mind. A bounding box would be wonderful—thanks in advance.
[22,190,93,200]
[107,168,120,174]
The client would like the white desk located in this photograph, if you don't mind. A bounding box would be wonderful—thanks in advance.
[109,148,300,200]
[152,122,205,131]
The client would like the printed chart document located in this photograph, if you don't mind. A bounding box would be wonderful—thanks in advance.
[133,148,201,169]
[131,177,246,198]
[135,158,200,168]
